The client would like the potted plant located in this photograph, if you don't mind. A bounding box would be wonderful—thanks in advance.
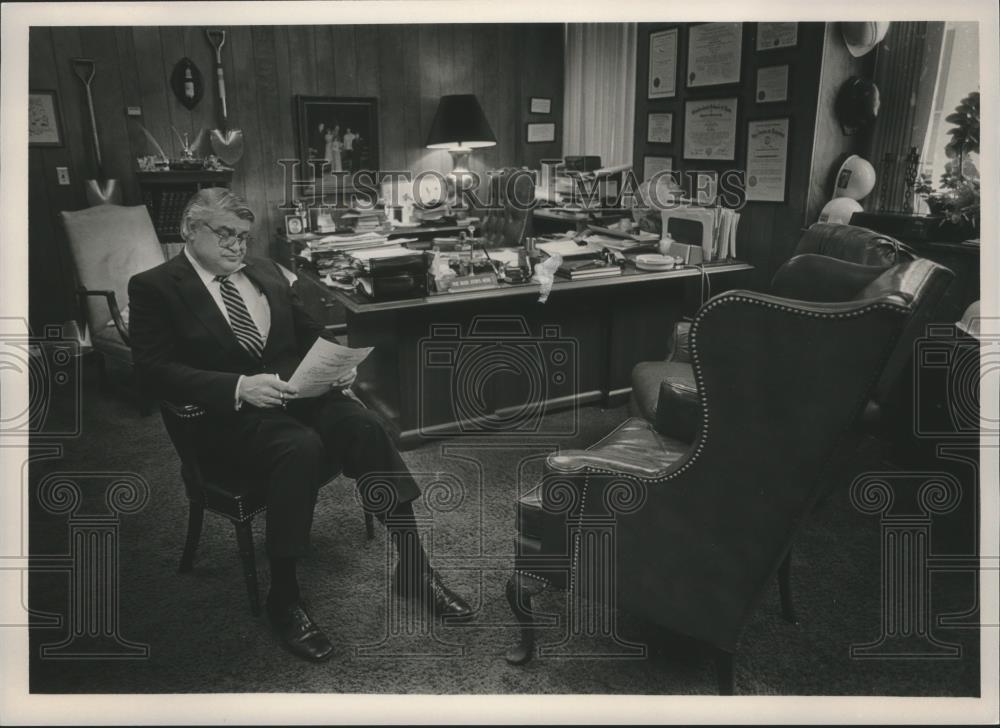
[915,91,980,241]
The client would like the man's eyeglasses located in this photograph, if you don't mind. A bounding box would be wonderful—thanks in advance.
[202,223,251,249]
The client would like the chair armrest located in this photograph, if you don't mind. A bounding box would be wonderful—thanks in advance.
[545,418,688,480]
[667,321,692,363]
[77,288,130,345]
[160,400,206,419]
[159,400,208,492]
[654,377,700,441]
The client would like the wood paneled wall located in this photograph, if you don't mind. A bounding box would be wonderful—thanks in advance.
[633,22,827,288]
[28,24,564,330]
[805,24,872,224]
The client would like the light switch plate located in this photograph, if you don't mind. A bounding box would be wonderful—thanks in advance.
[56,167,70,185]
[126,106,142,117]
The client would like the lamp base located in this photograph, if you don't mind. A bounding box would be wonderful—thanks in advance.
[447,148,477,211]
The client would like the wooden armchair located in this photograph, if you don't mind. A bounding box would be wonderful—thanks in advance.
[506,267,938,693]
[160,401,374,616]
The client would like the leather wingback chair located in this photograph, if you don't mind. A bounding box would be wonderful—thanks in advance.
[646,257,953,445]
[479,168,535,248]
[629,223,925,426]
[506,266,939,693]
[60,204,165,403]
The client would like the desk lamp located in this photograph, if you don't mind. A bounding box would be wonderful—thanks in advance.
[426,94,497,206]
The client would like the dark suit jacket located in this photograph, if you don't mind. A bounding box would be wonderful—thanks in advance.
[128,252,324,413]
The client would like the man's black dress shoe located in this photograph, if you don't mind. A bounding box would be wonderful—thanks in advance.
[394,566,474,621]
[266,600,335,662]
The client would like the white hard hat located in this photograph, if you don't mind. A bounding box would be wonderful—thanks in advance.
[818,197,863,225]
[957,301,981,339]
[841,22,890,57]
[834,155,877,201]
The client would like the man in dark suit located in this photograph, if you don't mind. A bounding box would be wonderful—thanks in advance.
[128,188,471,662]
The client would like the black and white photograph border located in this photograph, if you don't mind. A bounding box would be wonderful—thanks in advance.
[1,0,998,724]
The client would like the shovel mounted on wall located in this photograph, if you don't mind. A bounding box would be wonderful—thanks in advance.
[205,29,244,165]
[71,57,122,206]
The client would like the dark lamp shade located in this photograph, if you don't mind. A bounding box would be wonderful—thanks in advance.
[425,94,497,150]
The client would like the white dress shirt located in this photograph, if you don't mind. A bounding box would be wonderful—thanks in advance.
[184,246,272,409]
[183,246,271,342]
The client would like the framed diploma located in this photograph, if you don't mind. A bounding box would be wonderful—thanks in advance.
[648,28,678,99]
[683,98,738,161]
[643,155,673,182]
[745,118,790,202]
[756,65,789,103]
[687,23,742,87]
[647,112,673,144]
[756,22,798,50]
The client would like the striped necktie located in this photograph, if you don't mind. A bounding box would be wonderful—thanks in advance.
[214,274,264,359]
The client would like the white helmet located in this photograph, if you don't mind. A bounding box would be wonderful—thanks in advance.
[834,155,877,200]
[818,197,863,225]
[841,22,890,57]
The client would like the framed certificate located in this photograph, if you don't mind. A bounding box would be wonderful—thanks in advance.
[745,118,790,202]
[756,65,789,103]
[529,97,551,114]
[756,22,798,50]
[643,155,673,182]
[647,112,673,144]
[683,98,738,160]
[687,23,742,87]
[525,122,556,143]
[648,28,678,99]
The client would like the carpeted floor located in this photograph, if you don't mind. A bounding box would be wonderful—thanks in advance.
[26,373,980,696]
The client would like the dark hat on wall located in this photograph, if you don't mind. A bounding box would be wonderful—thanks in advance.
[835,77,881,135]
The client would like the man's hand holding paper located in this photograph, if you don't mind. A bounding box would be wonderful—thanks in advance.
[288,339,373,398]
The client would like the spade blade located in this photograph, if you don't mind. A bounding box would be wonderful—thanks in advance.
[210,128,244,165]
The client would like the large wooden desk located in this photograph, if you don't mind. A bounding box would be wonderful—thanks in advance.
[328,261,753,448]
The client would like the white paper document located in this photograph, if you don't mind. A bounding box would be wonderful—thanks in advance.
[289,339,373,398]
[537,238,601,258]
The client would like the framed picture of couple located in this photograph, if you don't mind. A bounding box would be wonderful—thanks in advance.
[295,96,380,177]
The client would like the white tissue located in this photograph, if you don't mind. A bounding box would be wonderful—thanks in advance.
[533,254,562,303]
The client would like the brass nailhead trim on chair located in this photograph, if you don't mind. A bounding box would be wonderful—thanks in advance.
[572,297,907,483]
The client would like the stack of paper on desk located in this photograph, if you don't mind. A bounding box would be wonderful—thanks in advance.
[310,232,390,253]
[347,246,424,275]
[537,238,602,259]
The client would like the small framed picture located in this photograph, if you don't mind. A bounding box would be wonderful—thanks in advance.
[647,112,673,144]
[756,22,798,51]
[29,90,63,146]
[756,65,789,103]
[526,122,556,144]
[643,155,673,182]
[529,97,552,114]
[285,215,305,236]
